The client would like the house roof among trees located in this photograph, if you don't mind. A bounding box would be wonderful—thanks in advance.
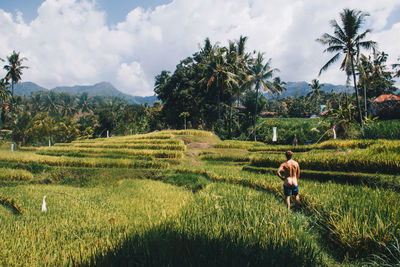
[373,94,400,103]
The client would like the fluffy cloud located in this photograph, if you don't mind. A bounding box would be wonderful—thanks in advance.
[0,0,399,96]
[116,61,151,96]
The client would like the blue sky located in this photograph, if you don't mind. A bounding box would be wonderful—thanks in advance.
[0,0,399,96]
[1,0,173,25]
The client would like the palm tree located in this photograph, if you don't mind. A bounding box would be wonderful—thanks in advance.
[0,78,10,130]
[248,52,280,141]
[43,91,61,115]
[200,45,237,134]
[77,92,93,114]
[307,79,324,113]
[0,78,10,103]
[316,9,376,129]
[59,92,76,117]
[226,36,251,138]
[3,51,28,111]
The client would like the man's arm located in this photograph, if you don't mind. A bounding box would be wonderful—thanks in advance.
[296,163,300,179]
[277,164,285,181]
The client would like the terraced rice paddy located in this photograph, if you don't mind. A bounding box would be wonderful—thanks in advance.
[1,130,399,266]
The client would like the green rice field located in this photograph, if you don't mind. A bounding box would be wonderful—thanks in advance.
[1,130,399,266]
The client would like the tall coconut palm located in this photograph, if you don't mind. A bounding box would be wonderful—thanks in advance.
[3,51,28,111]
[226,36,251,138]
[316,8,376,129]
[307,79,324,113]
[0,78,10,103]
[200,45,237,134]
[248,52,280,141]
[0,78,10,130]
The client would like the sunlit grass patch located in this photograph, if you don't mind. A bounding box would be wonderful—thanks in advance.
[0,180,191,266]
[0,151,169,169]
[87,182,326,266]
[0,168,34,181]
[21,146,183,159]
[70,143,186,151]
[301,179,400,259]
[161,129,214,136]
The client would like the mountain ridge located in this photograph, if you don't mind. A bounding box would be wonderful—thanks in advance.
[14,81,158,105]
[14,80,351,104]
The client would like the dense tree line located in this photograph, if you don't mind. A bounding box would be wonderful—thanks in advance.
[0,91,163,146]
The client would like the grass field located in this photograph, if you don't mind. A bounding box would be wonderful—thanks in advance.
[1,130,399,266]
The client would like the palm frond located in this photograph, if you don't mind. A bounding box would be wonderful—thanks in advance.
[318,53,341,75]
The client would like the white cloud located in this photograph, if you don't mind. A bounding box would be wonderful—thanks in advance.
[0,0,399,96]
[116,61,152,96]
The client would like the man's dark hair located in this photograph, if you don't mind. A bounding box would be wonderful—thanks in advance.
[285,150,293,160]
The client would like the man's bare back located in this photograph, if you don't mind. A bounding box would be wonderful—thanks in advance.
[277,159,300,187]
[276,150,300,210]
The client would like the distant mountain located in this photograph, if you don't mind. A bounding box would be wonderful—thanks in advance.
[14,80,351,104]
[13,82,48,96]
[14,81,158,105]
[275,81,351,98]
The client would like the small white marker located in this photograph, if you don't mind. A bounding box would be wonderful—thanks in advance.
[41,195,47,212]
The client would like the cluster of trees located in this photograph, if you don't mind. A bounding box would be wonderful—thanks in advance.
[0,91,163,145]
[317,9,399,128]
[155,36,286,141]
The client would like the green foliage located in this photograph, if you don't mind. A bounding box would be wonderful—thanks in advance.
[164,172,210,192]
[257,118,331,144]
[364,120,400,139]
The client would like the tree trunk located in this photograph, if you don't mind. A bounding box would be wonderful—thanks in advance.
[253,84,259,142]
[363,82,367,118]
[350,55,364,130]
[11,80,14,112]
[218,87,221,135]
[228,100,232,139]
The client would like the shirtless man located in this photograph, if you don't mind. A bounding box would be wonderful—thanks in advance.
[277,150,300,210]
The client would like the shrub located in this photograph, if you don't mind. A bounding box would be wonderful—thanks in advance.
[164,172,210,192]
[364,120,400,139]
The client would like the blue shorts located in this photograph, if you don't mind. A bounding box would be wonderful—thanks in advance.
[284,185,299,196]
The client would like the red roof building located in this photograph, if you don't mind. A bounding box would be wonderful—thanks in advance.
[373,94,400,103]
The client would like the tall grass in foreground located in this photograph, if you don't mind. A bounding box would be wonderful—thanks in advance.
[0,180,191,266]
[87,183,326,266]
[201,164,400,261]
